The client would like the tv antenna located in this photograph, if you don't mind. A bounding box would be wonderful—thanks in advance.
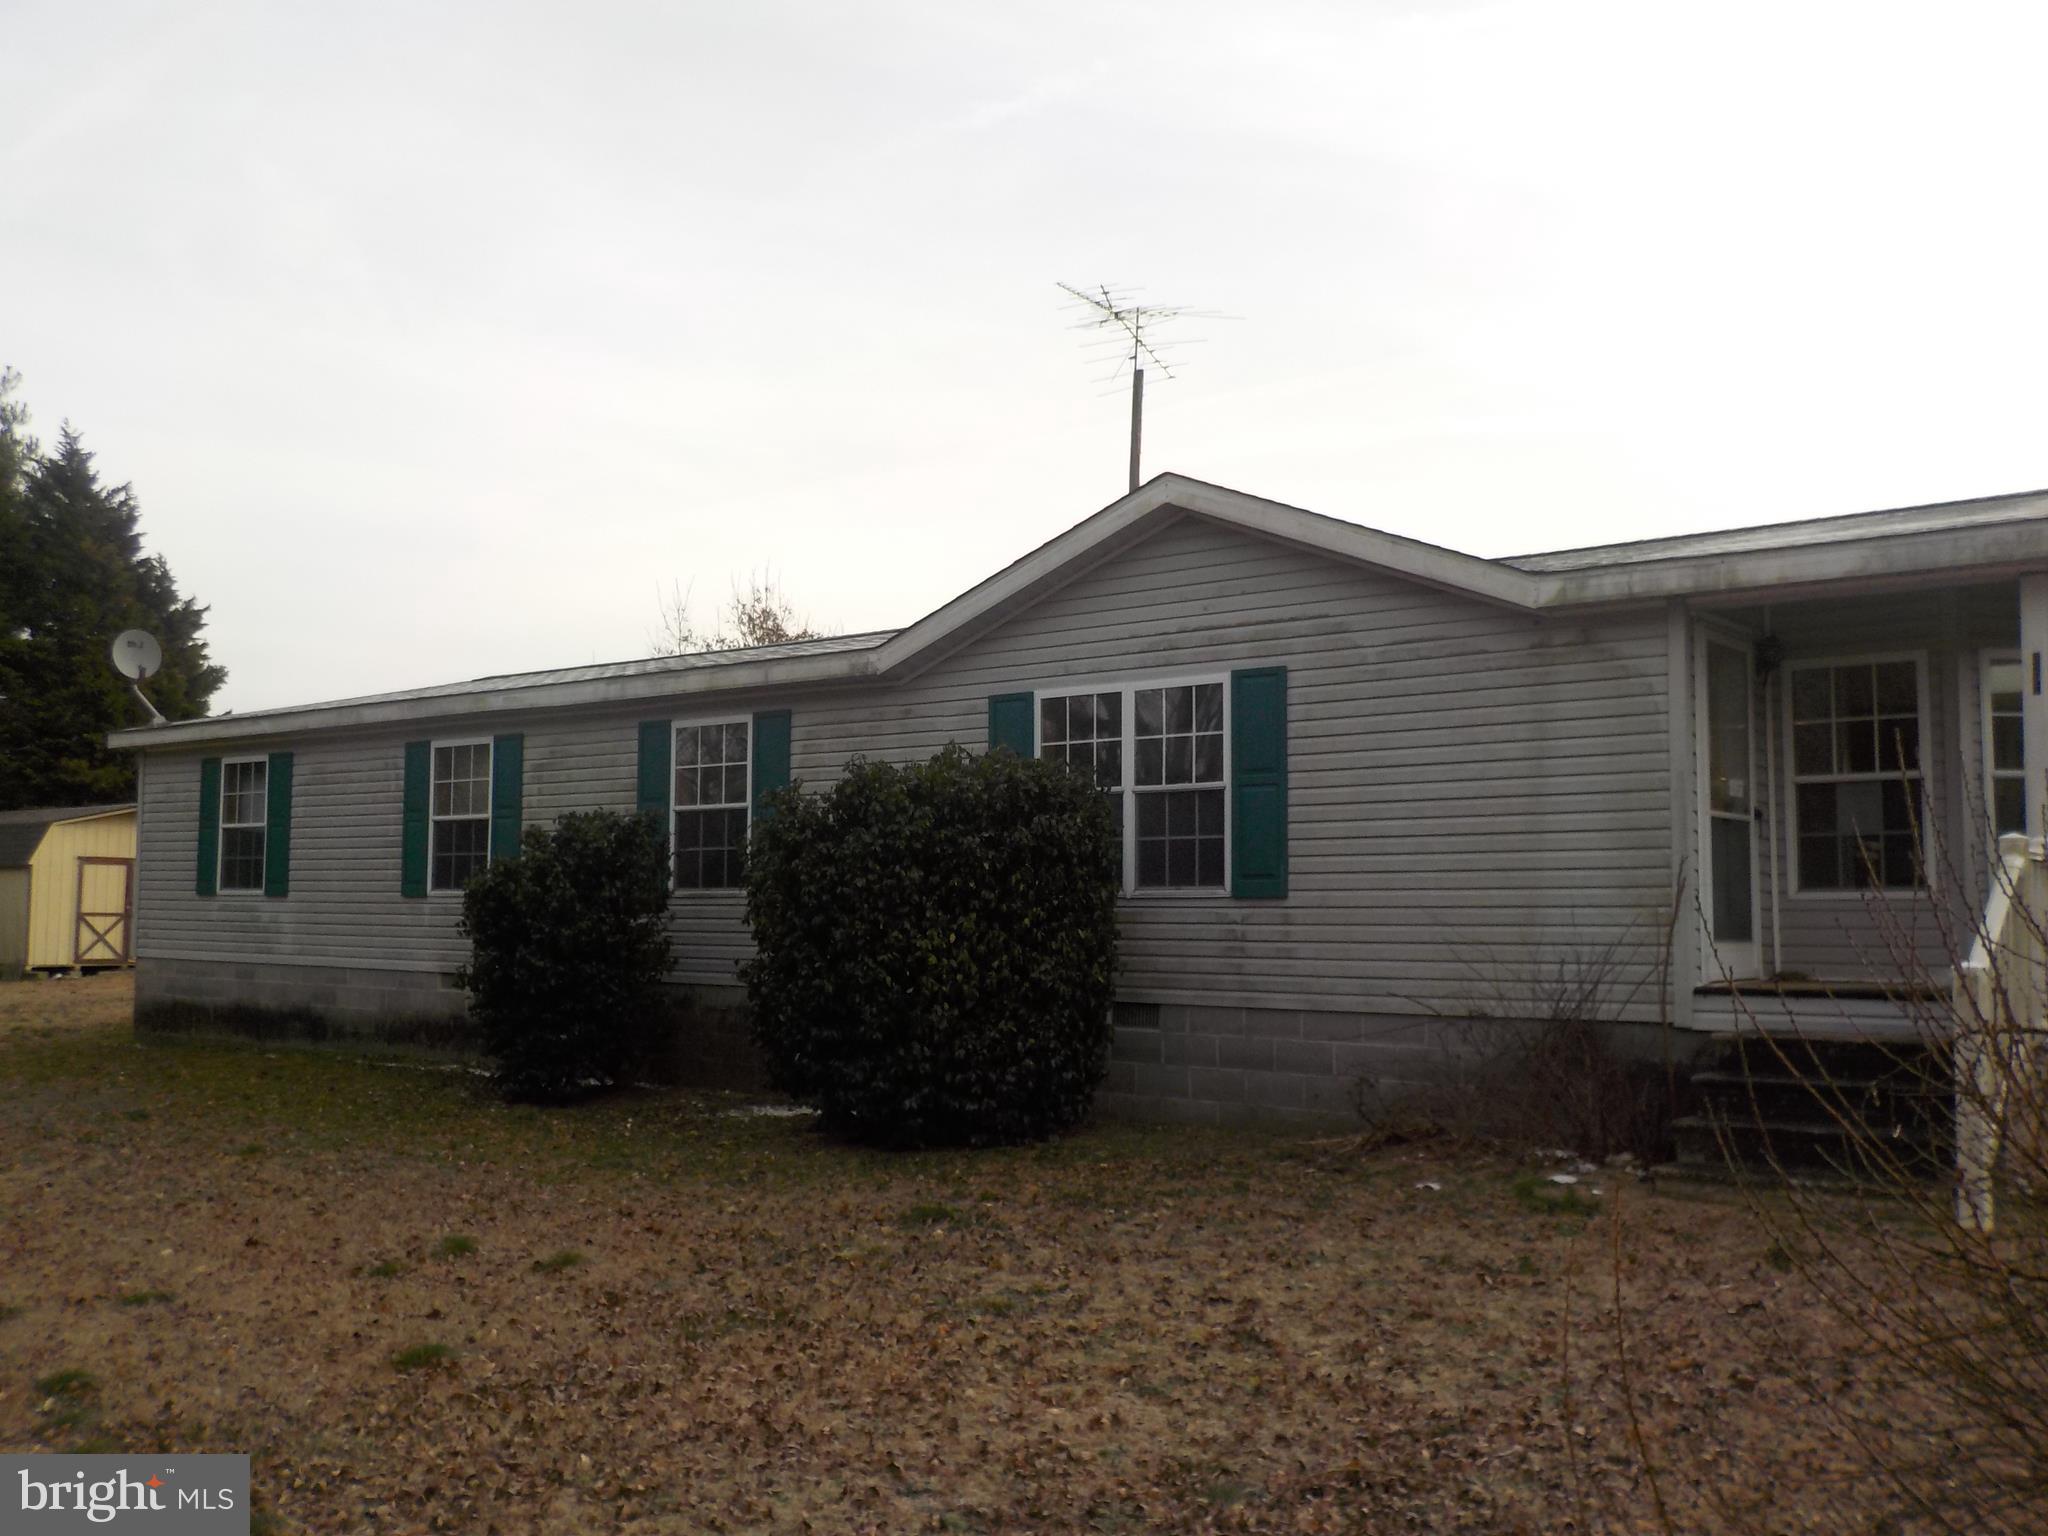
[1057,282,1220,493]
[111,629,166,725]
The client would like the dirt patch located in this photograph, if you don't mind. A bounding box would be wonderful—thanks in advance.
[0,986,1957,1533]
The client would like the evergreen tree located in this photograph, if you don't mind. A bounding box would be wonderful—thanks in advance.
[0,376,224,809]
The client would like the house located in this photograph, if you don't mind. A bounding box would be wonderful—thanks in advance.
[106,475,2047,1119]
[0,804,138,978]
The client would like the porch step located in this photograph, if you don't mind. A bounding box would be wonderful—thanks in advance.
[1666,1034,1952,1181]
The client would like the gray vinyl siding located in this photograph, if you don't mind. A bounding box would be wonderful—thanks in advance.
[137,715,755,982]
[133,512,1679,1023]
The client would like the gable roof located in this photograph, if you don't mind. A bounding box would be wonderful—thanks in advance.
[109,472,2048,750]
[0,803,134,868]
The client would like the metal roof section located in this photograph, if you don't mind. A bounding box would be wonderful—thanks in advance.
[1504,487,2048,572]
[110,472,2048,750]
[206,630,898,720]
[0,803,135,867]
[109,631,900,749]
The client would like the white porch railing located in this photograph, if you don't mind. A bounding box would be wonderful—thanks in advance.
[1954,832,2048,1232]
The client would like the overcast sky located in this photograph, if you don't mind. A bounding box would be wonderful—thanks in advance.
[5,0,2046,713]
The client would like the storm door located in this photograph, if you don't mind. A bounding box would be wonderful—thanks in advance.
[1698,637,1761,978]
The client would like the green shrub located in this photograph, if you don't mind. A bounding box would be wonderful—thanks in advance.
[458,810,673,1103]
[742,743,1120,1146]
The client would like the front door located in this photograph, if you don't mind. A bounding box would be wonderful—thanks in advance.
[75,857,134,966]
[1698,637,1761,979]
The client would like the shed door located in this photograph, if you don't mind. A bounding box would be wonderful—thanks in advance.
[75,857,134,965]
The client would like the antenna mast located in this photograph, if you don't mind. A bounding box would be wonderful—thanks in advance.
[1057,282,1210,493]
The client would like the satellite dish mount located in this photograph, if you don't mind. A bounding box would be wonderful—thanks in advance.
[112,630,167,726]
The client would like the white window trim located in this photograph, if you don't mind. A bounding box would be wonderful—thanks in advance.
[428,736,493,896]
[1981,648,2024,838]
[217,754,268,897]
[1028,670,1232,898]
[669,714,752,898]
[1779,649,1933,899]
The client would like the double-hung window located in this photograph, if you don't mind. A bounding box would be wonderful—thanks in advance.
[1788,657,1925,890]
[430,741,493,892]
[1038,678,1226,891]
[218,757,268,894]
[674,719,749,890]
[1983,653,2025,836]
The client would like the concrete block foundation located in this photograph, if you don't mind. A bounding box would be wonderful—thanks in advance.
[130,960,1693,1130]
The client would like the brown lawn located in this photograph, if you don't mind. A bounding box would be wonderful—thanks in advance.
[0,971,1948,1533]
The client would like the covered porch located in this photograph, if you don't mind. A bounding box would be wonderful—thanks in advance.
[1678,571,2037,1040]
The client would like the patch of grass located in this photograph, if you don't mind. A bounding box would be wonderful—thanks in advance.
[1203,1479,1252,1508]
[1514,1253,1538,1277]
[391,1342,455,1372]
[365,1259,406,1279]
[0,1302,22,1324]
[1508,1173,1599,1219]
[34,1368,98,1399]
[234,1142,266,1158]
[532,1249,584,1274]
[899,1201,964,1229]
[436,1234,477,1258]
[121,1107,150,1121]
[117,1289,174,1307]
[1764,1239,1795,1273]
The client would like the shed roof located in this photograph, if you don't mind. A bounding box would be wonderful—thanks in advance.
[0,804,135,868]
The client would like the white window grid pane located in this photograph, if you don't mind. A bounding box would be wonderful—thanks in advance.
[1039,691,1123,787]
[1132,684,1223,789]
[1041,680,1230,893]
[221,761,266,828]
[675,722,750,811]
[220,824,266,891]
[1987,657,2025,831]
[430,743,493,890]
[673,722,750,889]
[1789,663,1923,782]
[1789,661,1925,890]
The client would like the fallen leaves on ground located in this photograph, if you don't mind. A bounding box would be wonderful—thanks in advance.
[0,974,1942,1532]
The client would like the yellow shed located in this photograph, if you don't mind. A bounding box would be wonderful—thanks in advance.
[0,804,138,977]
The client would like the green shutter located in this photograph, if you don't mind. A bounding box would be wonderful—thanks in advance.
[401,740,431,898]
[988,692,1034,757]
[490,733,524,862]
[636,719,671,824]
[195,757,222,897]
[751,710,792,822]
[263,751,294,898]
[1230,667,1289,900]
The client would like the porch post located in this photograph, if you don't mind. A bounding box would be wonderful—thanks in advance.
[2024,575,2048,838]
[1666,602,1698,1031]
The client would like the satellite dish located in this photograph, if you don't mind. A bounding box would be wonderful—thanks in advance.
[112,630,163,681]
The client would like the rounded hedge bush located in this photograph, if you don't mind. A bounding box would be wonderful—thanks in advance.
[742,743,1120,1146]
[458,809,674,1103]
